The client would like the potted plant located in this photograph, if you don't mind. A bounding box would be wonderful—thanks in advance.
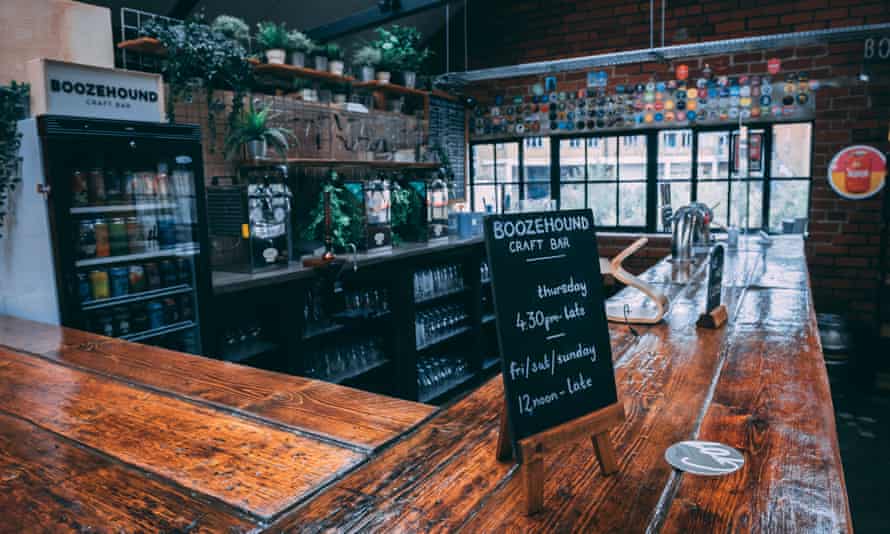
[326,43,345,75]
[293,79,316,102]
[0,81,30,238]
[373,25,430,88]
[256,21,289,64]
[287,30,314,67]
[352,46,381,82]
[225,101,294,160]
[211,15,250,44]
[313,44,328,72]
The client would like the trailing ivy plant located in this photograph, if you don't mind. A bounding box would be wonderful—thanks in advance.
[0,82,30,238]
[140,15,253,150]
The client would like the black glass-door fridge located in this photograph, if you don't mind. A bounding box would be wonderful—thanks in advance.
[29,115,211,354]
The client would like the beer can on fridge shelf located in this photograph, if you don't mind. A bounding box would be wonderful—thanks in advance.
[128,265,146,292]
[178,293,194,321]
[88,168,106,204]
[78,220,96,259]
[112,306,131,336]
[181,329,200,354]
[94,220,110,258]
[108,218,128,256]
[134,170,157,201]
[139,213,158,251]
[160,259,177,286]
[157,216,176,248]
[147,301,164,329]
[109,267,129,297]
[104,169,122,202]
[71,169,88,206]
[77,272,91,303]
[88,269,110,300]
[144,262,161,289]
[130,303,149,332]
[93,311,114,337]
[122,169,136,202]
[126,217,145,253]
[177,257,192,285]
[163,297,180,324]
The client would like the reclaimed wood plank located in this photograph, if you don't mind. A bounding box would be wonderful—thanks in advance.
[660,288,851,534]
[0,347,363,520]
[0,315,435,452]
[0,411,259,534]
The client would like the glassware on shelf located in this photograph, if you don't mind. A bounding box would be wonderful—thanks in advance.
[416,354,471,399]
[413,264,465,302]
[303,337,387,382]
[415,303,469,349]
[480,260,490,283]
[343,287,389,317]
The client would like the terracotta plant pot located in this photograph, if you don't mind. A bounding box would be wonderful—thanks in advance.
[329,60,345,75]
[266,49,286,65]
[376,71,391,84]
[289,51,306,67]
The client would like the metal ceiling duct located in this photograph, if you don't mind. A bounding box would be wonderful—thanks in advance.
[438,23,890,86]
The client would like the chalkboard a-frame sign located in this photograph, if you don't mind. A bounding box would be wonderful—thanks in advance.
[484,209,625,514]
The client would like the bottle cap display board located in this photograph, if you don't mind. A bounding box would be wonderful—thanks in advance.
[483,209,624,514]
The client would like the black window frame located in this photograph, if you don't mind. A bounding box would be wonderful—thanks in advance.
[468,120,814,233]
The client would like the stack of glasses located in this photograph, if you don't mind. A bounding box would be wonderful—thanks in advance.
[416,355,471,399]
[414,264,464,302]
[415,304,469,349]
[303,337,386,382]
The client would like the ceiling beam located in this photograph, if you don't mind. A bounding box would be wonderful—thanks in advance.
[307,0,450,42]
[168,0,201,20]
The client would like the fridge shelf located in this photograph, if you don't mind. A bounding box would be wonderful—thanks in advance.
[415,286,469,305]
[81,284,192,311]
[416,325,472,351]
[120,320,197,343]
[75,245,199,268]
[70,202,177,215]
[324,358,390,385]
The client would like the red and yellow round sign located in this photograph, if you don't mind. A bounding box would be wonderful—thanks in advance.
[828,145,886,199]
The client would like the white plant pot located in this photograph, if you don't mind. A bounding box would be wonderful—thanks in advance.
[314,56,328,71]
[300,88,316,102]
[246,139,267,159]
[402,71,417,88]
[266,49,286,65]
[333,93,347,104]
[376,71,391,84]
[360,66,375,82]
[289,51,306,67]
[329,60,345,75]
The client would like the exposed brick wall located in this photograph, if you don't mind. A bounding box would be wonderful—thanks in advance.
[466,0,890,70]
[462,28,890,325]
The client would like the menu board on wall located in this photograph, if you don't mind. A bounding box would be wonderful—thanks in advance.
[484,209,618,443]
[429,96,467,201]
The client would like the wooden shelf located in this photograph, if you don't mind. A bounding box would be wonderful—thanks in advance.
[430,89,462,103]
[249,59,355,85]
[118,37,166,56]
[242,158,440,170]
[353,80,429,99]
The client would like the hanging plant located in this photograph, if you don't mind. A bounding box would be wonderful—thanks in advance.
[140,15,253,151]
[0,81,30,238]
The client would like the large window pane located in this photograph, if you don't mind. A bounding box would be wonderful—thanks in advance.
[657,181,691,231]
[560,139,586,182]
[659,130,692,179]
[588,183,617,226]
[588,137,617,180]
[772,123,812,177]
[499,183,521,213]
[698,182,729,228]
[618,183,646,226]
[472,144,495,183]
[473,184,497,213]
[524,182,552,211]
[730,181,763,229]
[698,131,730,180]
[496,143,520,182]
[619,135,647,180]
[769,180,810,231]
[524,137,550,182]
[560,184,585,210]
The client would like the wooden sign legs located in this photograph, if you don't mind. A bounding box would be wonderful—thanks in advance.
[496,402,625,515]
[697,304,728,329]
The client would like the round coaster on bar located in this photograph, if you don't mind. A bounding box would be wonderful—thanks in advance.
[665,441,744,476]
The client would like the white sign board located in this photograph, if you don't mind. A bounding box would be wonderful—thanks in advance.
[27,58,165,122]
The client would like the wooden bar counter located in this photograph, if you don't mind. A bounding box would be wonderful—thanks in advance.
[0,236,850,532]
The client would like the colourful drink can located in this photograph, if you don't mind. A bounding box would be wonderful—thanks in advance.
[89,269,110,300]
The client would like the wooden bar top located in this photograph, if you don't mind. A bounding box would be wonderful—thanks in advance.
[278,236,851,533]
[0,236,850,532]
